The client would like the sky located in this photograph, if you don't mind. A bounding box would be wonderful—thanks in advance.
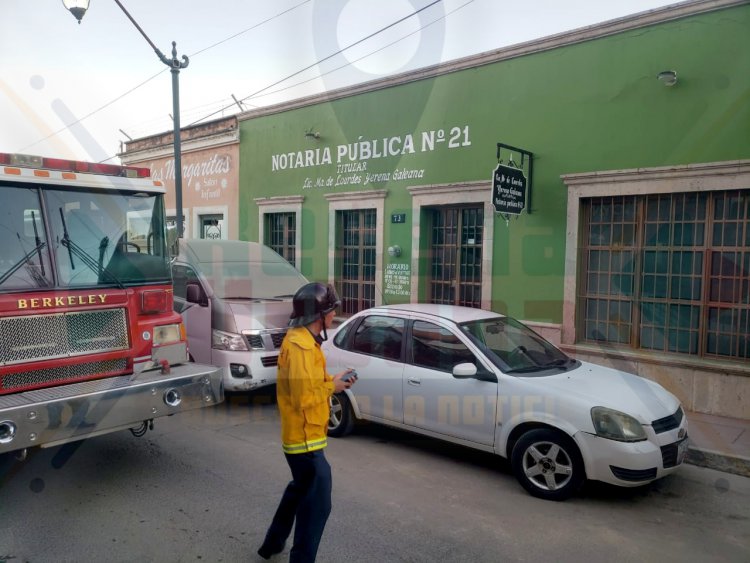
[1,0,680,164]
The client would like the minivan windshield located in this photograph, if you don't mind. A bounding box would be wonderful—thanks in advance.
[201,260,308,300]
[460,316,576,374]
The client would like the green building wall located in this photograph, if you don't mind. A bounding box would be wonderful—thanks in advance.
[238,3,750,324]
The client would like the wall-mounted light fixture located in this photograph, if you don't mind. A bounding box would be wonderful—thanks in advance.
[304,129,320,140]
[657,70,678,87]
[387,245,402,258]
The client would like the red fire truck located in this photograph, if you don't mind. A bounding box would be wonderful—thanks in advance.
[0,153,223,459]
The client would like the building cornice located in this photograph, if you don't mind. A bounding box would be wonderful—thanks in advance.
[237,0,747,122]
[254,195,305,206]
[407,180,489,197]
[324,189,387,203]
[120,129,239,164]
[561,159,750,186]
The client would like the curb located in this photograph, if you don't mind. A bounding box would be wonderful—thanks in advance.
[686,446,750,478]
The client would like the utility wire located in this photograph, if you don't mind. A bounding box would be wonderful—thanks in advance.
[190,0,310,57]
[104,0,470,163]
[187,0,444,127]
[18,69,164,154]
[18,0,311,156]
[102,0,453,162]
[88,0,455,163]
[243,0,474,104]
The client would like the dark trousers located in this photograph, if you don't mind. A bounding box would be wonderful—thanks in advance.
[262,450,332,563]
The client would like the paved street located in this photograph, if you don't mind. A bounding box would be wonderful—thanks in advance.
[1,390,748,563]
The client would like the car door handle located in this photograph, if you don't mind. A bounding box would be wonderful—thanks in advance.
[407,377,421,386]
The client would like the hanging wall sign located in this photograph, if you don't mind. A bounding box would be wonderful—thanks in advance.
[492,163,527,215]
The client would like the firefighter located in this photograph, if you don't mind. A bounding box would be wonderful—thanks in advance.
[258,282,357,562]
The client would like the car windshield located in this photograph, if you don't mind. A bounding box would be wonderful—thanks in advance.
[199,260,307,300]
[460,316,573,374]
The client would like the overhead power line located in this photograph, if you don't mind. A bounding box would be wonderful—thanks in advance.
[187,0,444,127]
[18,0,311,156]
[242,0,474,105]
[71,0,468,164]
[103,0,457,162]
[190,0,311,57]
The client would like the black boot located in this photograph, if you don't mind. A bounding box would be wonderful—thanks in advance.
[257,541,285,560]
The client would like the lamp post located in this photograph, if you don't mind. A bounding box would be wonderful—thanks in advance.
[62,0,188,239]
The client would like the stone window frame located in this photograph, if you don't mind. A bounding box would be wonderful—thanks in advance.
[407,181,495,310]
[561,159,750,371]
[255,195,304,268]
[192,205,229,240]
[324,190,387,307]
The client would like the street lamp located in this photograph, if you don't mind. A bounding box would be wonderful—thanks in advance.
[62,0,189,239]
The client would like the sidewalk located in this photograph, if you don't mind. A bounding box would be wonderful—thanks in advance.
[685,410,750,478]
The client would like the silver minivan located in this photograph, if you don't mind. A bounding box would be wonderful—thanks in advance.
[172,239,308,392]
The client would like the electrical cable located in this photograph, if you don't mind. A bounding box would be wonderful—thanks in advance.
[17,0,312,155]
[243,0,474,104]
[190,0,311,58]
[186,0,444,127]
[101,0,458,162]
[93,0,468,163]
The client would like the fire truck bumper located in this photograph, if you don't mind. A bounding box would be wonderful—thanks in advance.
[0,363,223,454]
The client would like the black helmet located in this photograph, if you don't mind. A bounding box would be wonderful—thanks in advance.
[289,282,341,327]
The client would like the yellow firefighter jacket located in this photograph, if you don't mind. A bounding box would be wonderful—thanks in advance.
[276,326,335,454]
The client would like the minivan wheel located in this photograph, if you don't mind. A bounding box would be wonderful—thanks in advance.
[511,428,585,501]
[328,393,354,438]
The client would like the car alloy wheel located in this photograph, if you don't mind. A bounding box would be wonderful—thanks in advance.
[328,392,354,437]
[511,428,585,501]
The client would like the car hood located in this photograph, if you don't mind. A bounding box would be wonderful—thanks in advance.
[221,299,292,331]
[530,361,680,424]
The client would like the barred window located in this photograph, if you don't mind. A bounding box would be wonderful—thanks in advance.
[264,212,296,267]
[429,206,483,308]
[337,209,376,315]
[579,190,749,360]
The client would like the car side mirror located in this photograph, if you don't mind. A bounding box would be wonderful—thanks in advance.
[453,362,498,383]
[186,282,208,306]
[452,363,477,378]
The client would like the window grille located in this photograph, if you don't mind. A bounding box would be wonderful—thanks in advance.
[579,190,749,360]
[429,206,483,308]
[337,209,376,314]
[265,212,296,267]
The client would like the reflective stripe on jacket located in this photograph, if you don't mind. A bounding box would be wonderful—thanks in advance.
[276,326,335,454]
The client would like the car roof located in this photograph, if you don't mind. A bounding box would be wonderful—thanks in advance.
[366,303,504,324]
[178,239,287,264]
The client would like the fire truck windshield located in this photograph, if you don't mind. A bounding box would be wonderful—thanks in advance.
[0,185,171,290]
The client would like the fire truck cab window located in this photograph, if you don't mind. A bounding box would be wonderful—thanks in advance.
[0,185,52,289]
[44,188,171,287]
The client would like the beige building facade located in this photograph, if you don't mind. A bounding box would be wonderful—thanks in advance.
[120,116,240,240]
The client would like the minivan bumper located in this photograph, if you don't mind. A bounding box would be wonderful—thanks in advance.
[211,349,279,391]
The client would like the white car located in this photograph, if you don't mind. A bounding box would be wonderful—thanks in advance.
[323,304,688,501]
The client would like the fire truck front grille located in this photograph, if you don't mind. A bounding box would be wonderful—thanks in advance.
[0,309,129,365]
[2,358,128,391]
